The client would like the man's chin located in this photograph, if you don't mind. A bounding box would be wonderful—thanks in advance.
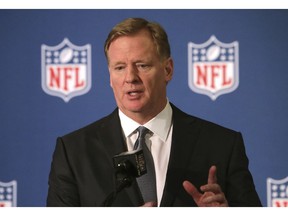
[124,102,145,112]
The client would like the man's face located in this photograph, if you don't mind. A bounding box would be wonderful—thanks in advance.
[107,29,173,122]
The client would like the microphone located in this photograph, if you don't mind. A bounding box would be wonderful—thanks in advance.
[101,149,147,206]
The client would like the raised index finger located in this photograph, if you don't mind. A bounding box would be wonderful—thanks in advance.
[208,165,217,184]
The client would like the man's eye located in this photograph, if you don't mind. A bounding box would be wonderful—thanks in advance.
[137,64,150,71]
[115,66,125,71]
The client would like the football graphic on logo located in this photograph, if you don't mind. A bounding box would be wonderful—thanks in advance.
[60,47,74,63]
[206,45,221,61]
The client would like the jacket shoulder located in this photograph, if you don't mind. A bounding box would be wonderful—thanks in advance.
[60,108,119,141]
[171,103,239,134]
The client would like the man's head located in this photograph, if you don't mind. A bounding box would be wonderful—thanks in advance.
[105,18,173,124]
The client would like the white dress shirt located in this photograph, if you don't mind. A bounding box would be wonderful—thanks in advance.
[118,101,173,205]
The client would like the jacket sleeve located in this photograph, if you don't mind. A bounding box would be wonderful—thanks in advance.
[226,132,262,207]
[46,137,80,207]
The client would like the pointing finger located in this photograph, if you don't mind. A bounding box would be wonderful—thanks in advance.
[208,165,217,184]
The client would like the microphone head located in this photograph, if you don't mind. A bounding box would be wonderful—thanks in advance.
[113,149,147,177]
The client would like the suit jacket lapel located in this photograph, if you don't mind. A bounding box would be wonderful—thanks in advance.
[98,108,127,157]
[160,104,201,206]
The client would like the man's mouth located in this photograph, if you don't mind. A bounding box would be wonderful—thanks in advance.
[128,91,140,96]
[127,90,143,97]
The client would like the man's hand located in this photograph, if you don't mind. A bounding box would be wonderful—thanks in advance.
[183,165,228,207]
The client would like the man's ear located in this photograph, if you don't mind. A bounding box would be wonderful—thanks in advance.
[108,68,113,88]
[165,57,174,82]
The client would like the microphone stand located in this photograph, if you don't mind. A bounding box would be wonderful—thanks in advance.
[101,161,135,207]
[101,149,147,206]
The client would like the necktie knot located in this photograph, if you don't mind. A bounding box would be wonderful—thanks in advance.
[134,126,150,150]
[137,126,149,136]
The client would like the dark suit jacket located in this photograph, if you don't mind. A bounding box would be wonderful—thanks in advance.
[47,103,262,207]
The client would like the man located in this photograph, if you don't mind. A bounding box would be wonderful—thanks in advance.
[47,17,262,207]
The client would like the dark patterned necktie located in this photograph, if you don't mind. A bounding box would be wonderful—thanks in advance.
[134,126,157,204]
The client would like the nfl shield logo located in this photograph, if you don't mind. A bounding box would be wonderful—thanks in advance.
[188,35,239,100]
[41,38,92,102]
[267,177,288,207]
[0,180,17,207]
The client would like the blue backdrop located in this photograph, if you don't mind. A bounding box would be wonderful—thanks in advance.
[0,9,288,207]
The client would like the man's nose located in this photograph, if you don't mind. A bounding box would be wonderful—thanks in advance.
[125,65,139,83]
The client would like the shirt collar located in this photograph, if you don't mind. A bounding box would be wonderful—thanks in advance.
[119,100,172,142]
